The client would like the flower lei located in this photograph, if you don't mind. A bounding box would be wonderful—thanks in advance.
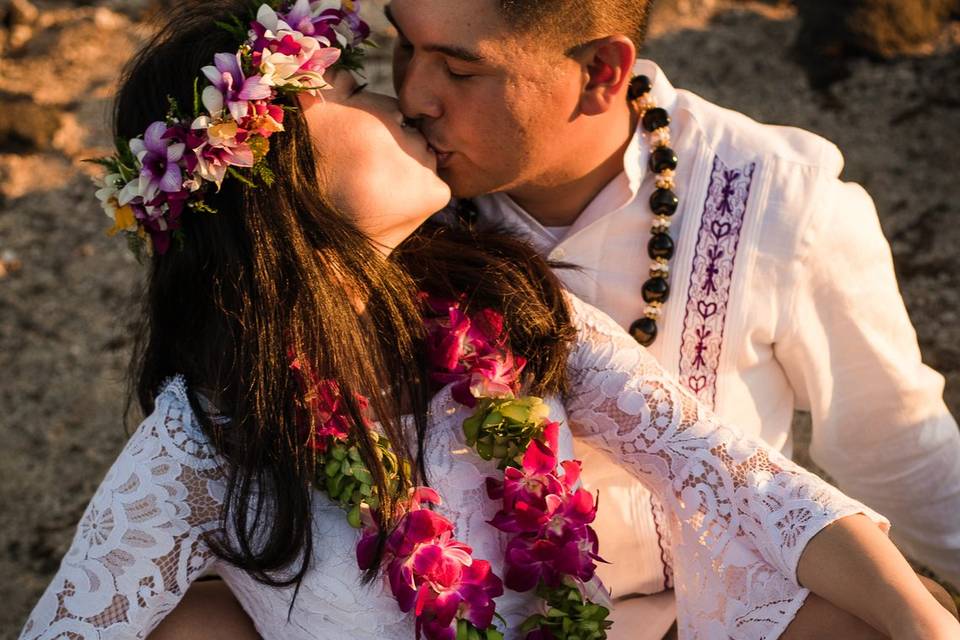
[92,0,370,257]
[292,295,614,640]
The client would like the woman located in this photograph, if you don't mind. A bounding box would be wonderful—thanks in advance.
[18,1,959,639]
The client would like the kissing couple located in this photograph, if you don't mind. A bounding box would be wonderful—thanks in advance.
[20,1,960,639]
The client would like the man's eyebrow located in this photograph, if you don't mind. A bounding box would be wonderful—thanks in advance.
[424,44,485,63]
[384,4,486,63]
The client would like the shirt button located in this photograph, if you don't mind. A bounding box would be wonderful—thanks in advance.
[551,248,567,260]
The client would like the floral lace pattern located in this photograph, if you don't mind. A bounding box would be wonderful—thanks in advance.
[21,296,888,640]
[562,294,889,638]
[19,378,225,639]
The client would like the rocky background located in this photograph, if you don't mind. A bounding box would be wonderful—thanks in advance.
[1,0,958,636]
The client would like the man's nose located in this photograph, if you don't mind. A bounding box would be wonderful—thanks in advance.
[396,56,443,122]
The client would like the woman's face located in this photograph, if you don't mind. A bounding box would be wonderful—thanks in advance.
[299,70,452,253]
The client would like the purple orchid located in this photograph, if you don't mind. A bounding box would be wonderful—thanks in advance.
[122,121,186,205]
[202,52,272,122]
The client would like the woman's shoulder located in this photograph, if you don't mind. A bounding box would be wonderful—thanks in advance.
[562,291,634,342]
[133,374,223,471]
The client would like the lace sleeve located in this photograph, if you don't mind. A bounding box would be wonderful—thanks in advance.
[562,294,889,588]
[19,377,226,640]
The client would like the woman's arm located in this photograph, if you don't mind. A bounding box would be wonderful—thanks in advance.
[798,514,959,639]
[560,293,953,637]
[19,379,226,640]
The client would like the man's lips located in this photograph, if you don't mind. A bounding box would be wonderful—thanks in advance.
[426,143,453,168]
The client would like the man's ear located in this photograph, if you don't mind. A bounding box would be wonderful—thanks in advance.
[577,36,637,116]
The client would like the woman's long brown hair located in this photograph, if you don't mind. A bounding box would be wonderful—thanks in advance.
[117,0,574,595]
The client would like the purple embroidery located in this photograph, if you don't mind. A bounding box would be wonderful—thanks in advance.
[678,157,756,408]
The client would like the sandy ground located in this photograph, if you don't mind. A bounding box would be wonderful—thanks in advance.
[1,1,958,636]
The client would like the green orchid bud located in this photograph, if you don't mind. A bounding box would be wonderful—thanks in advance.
[482,411,504,428]
[463,412,483,444]
[347,503,362,528]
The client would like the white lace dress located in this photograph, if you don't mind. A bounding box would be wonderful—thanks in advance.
[19,295,888,640]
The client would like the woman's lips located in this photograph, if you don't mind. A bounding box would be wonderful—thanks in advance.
[427,144,453,168]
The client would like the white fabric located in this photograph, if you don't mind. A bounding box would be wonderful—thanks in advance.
[474,59,960,597]
[543,225,571,242]
[20,295,888,640]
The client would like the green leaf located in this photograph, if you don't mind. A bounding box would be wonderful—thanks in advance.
[193,76,202,117]
[353,468,374,485]
[253,162,275,187]
[456,620,469,640]
[83,157,119,171]
[227,166,257,188]
[324,459,341,477]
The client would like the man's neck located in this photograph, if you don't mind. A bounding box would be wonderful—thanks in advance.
[506,107,637,228]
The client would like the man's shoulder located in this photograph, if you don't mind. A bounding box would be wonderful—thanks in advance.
[677,88,845,180]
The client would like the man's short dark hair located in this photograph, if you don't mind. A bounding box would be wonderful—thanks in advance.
[499,0,652,52]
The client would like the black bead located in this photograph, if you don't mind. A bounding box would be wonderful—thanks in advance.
[649,188,679,216]
[648,233,675,261]
[629,317,658,346]
[642,107,670,132]
[649,147,678,174]
[642,277,670,303]
[628,74,652,101]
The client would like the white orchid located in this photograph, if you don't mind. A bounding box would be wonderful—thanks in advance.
[94,173,122,218]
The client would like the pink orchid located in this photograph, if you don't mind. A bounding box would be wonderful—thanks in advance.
[242,101,285,138]
[486,422,604,593]
[189,116,255,189]
[288,359,364,450]
[423,299,525,407]
[251,3,342,92]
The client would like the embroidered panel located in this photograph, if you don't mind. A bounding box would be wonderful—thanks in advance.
[678,156,757,408]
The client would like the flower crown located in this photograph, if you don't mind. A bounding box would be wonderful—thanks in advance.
[92,0,371,257]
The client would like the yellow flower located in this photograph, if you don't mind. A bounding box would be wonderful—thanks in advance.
[208,121,239,143]
[106,205,137,237]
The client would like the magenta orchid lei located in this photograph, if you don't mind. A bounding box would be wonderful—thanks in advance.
[293,295,614,640]
[92,0,370,258]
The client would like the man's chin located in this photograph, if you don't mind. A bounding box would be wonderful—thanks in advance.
[440,167,504,200]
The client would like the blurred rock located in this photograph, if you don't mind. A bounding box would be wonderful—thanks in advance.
[796,0,958,62]
[0,0,39,53]
[0,249,23,279]
[0,91,61,152]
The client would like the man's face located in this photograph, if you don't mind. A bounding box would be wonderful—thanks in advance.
[388,0,586,198]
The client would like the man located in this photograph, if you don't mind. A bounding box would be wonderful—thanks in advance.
[148,1,960,638]
[384,0,960,636]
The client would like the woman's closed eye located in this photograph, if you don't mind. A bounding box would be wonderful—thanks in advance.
[350,82,369,97]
